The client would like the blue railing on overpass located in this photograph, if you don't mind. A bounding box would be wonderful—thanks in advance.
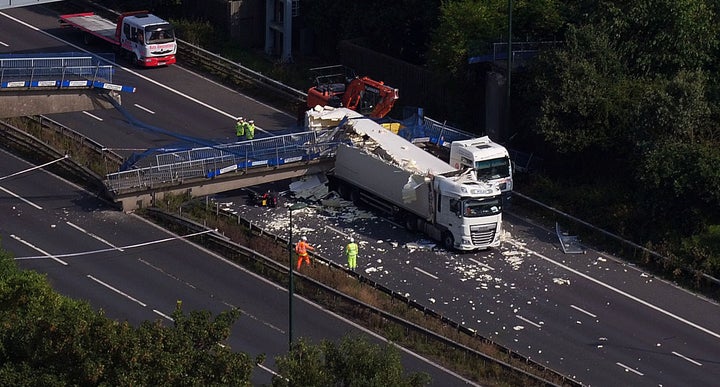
[104,129,342,194]
[0,52,135,93]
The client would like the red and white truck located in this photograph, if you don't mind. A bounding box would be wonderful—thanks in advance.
[59,11,176,67]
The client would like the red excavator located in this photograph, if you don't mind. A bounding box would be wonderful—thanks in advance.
[306,65,399,118]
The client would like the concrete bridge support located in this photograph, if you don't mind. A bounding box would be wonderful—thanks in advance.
[0,90,119,118]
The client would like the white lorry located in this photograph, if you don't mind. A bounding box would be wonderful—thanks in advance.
[448,136,513,203]
[60,11,176,67]
[308,107,503,250]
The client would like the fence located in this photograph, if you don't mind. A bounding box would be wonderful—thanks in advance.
[0,53,115,87]
[105,130,341,194]
[148,206,578,387]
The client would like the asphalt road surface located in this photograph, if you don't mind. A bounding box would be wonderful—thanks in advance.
[0,150,477,385]
[3,4,720,385]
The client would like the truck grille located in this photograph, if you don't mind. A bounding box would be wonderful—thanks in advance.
[470,223,497,245]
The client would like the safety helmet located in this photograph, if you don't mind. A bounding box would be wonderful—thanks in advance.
[249,120,254,123]
[237,116,243,121]
[301,236,307,241]
[349,237,355,243]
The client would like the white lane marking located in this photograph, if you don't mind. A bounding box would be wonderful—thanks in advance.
[672,351,702,366]
[325,225,348,237]
[87,274,147,307]
[469,258,494,270]
[66,221,125,251]
[14,229,215,260]
[0,185,42,209]
[0,40,8,47]
[257,363,282,377]
[134,103,156,114]
[616,362,644,376]
[570,304,597,318]
[0,11,276,135]
[153,309,174,321]
[515,314,542,328]
[0,155,68,182]
[507,239,720,341]
[414,266,438,280]
[174,64,295,119]
[128,216,481,386]
[11,234,67,265]
[82,111,103,121]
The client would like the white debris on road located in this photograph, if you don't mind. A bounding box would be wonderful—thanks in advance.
[289,173,329,200]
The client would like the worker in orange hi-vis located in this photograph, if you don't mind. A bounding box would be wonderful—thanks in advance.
[295,236,314,270]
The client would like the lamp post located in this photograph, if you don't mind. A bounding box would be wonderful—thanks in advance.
[506,0,513,138]
[287,202,307,351]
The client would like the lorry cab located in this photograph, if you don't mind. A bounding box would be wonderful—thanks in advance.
[449,137,513,202]
[434,175,503,250]
[118,12,176,67]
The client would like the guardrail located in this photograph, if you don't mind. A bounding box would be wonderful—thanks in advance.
[512,192,720,291]
[177,42,307,104]
[148,206,577,387]
[105,130,341,194]
[0,53,134,92]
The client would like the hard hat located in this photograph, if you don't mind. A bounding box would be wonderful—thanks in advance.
[249,120,254,123]
[237,116,243,121]
[349,237,355,243]
[301,236,307,241]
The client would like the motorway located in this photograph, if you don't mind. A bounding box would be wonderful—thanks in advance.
[0,6,475,387]
[3,3,720,386]
[0,150,472,386]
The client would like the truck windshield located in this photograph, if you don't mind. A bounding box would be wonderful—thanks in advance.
[146,24,175,44]
[474,158,510,180]
[463,198,501,218]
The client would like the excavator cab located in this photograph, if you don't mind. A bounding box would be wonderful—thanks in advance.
[307,65,356,109]
[306,65,399,118]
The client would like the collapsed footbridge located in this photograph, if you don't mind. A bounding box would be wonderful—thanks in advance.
[105,129,341,211]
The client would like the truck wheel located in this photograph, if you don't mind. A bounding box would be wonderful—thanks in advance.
[442,232,454,250]
[350,188,360,205]
[404,215,416,231]
[338,184,350,200]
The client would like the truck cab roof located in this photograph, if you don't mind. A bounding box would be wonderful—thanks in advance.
[123,13,168,28]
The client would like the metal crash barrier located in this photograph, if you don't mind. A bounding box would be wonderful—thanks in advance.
[104,130,341,194]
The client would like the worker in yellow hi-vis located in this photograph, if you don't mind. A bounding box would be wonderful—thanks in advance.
[345,237,358,270]
[235,117,245,140]
[246,119,255,140]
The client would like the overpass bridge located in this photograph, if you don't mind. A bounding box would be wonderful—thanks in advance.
[105,129,342,211]
[0,53,135,117]
[0,0,61,9]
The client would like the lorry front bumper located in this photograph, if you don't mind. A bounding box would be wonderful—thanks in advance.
[142,55,176,67]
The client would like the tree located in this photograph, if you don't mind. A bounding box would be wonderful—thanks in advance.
[427,0,565,75]
[301,0,441,63]
[273,336,431,387]
[0,248,255,385]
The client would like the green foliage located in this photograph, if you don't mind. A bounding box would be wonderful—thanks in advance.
[301,0,440,63]
[273,336,431,387]
[0,248,253,385]
[596,0,719,76]
[681,225,720,275]
[522,23,635,152]
[171,18,214,47]
[517,0,720,274]
[427,0,565,75]
[428,0,502,75]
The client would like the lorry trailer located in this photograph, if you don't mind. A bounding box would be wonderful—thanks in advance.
[307,107,503,250]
